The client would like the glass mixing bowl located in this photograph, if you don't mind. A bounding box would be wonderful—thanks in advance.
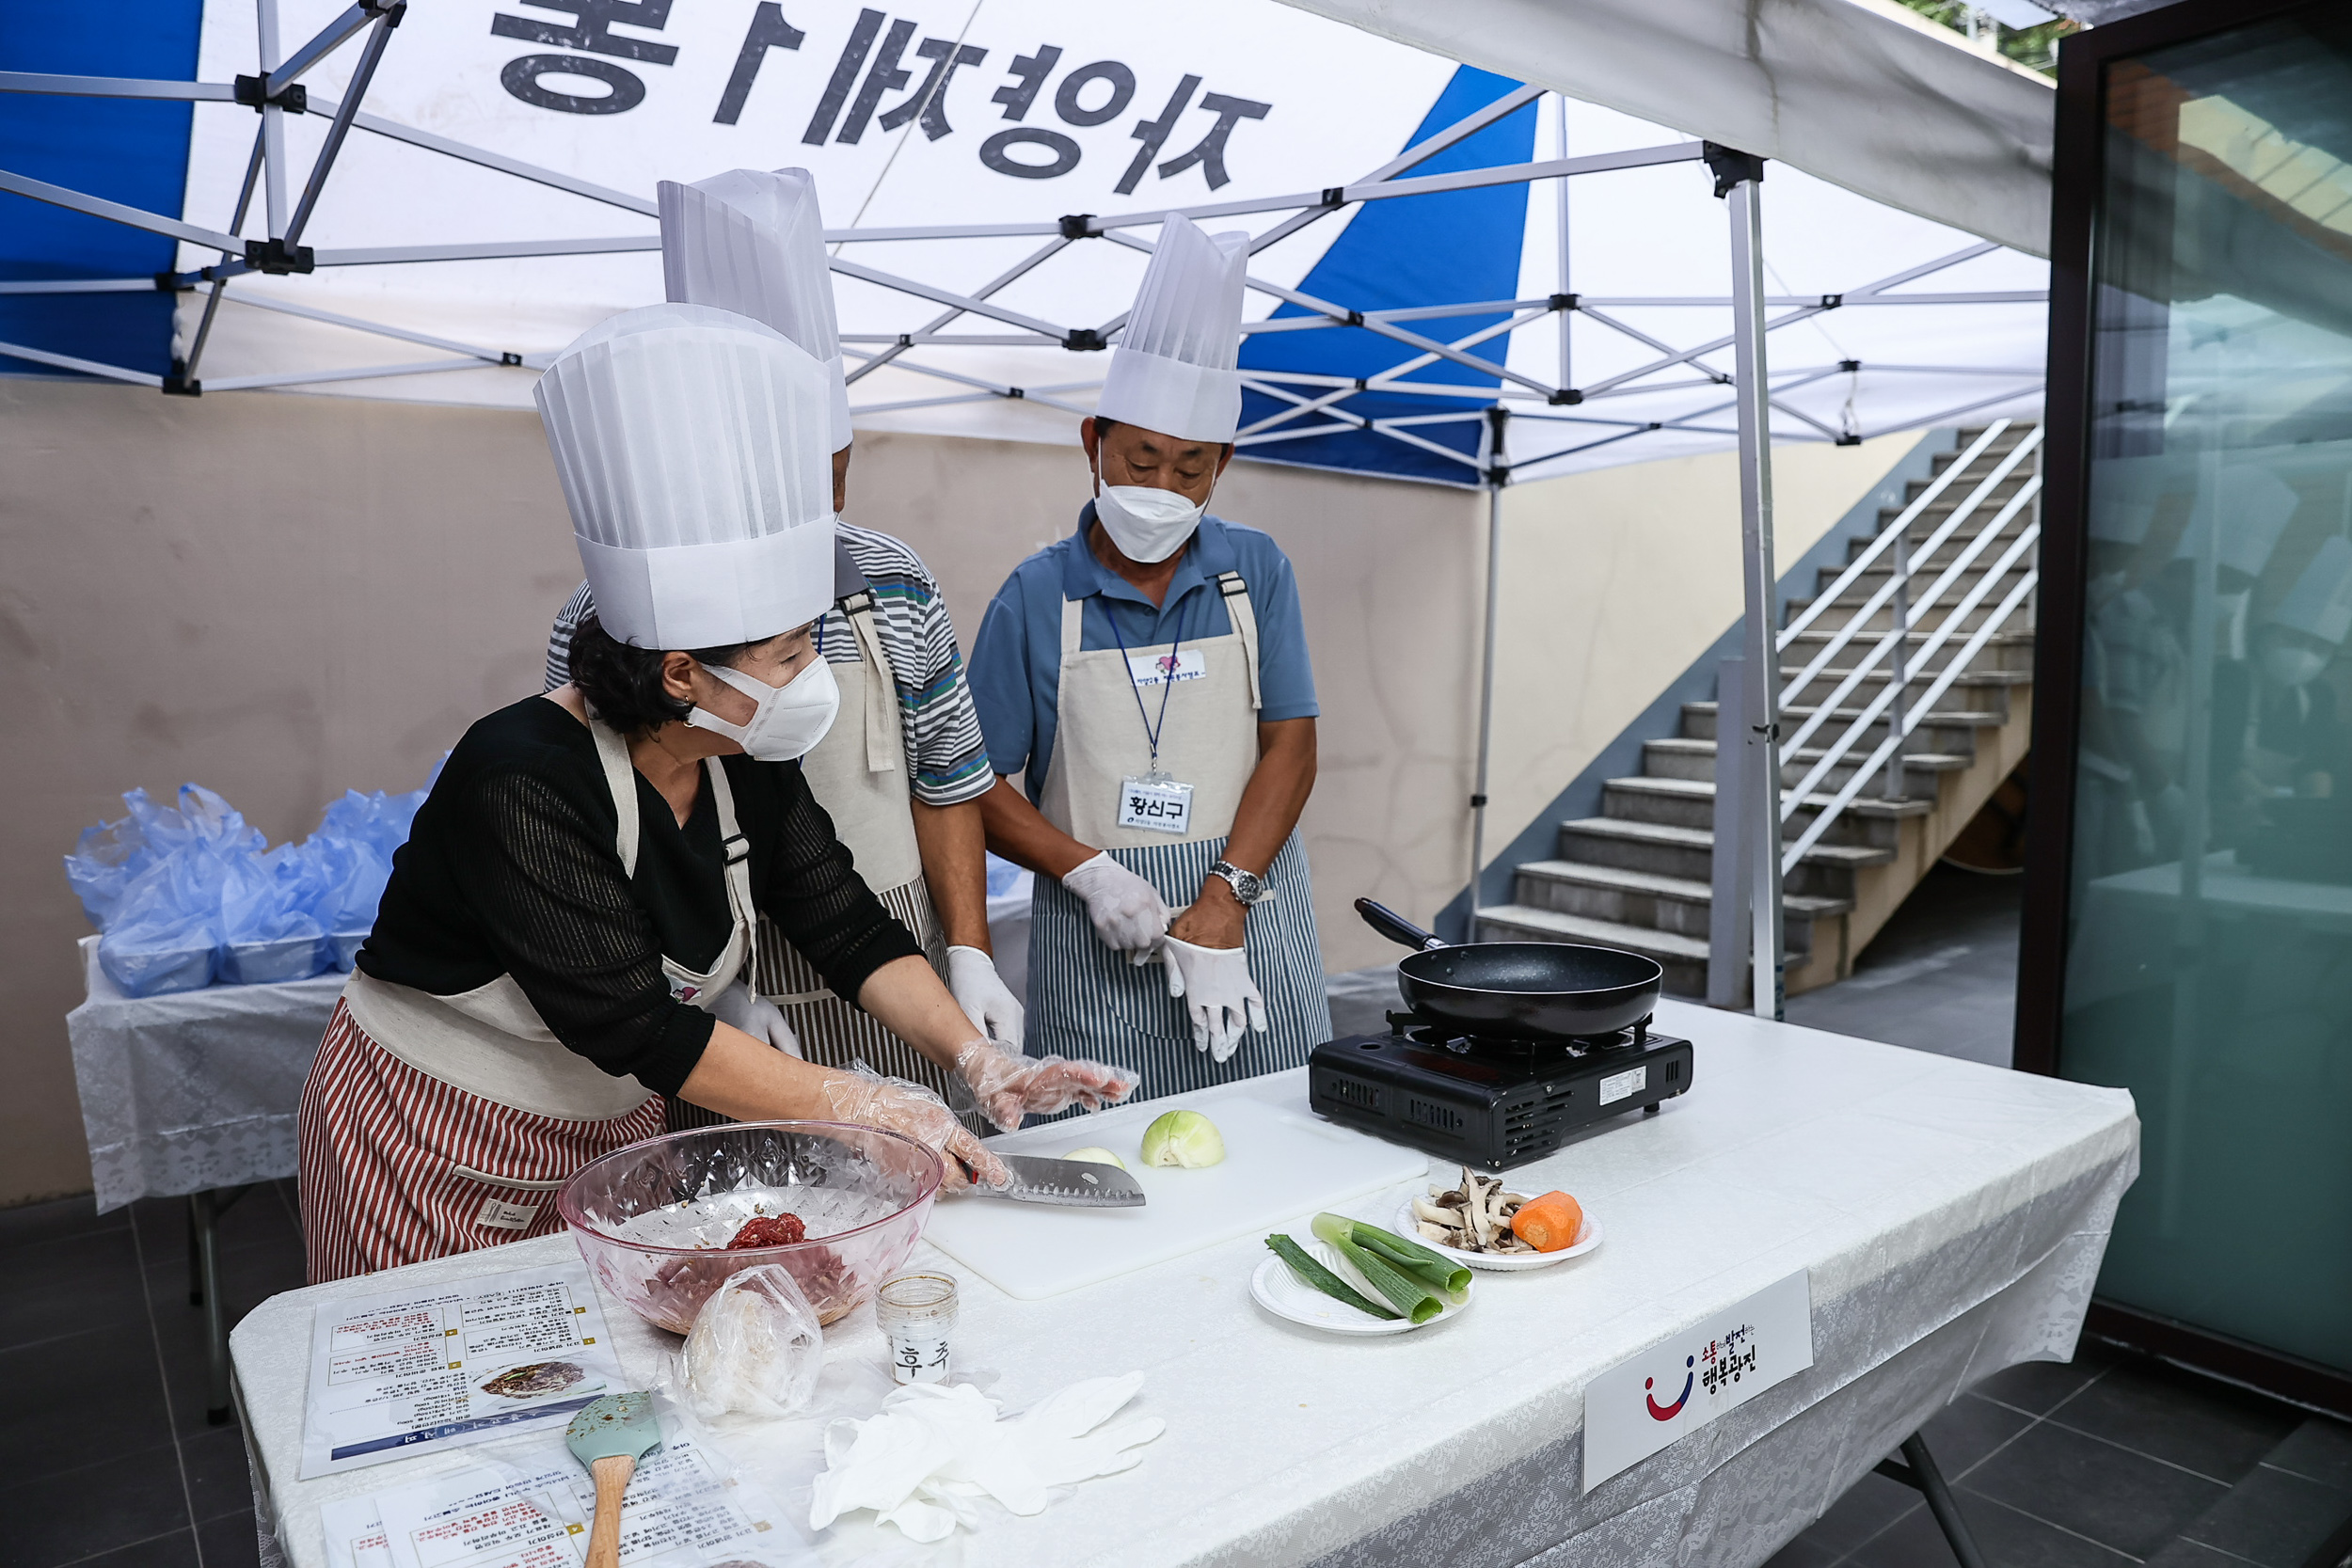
[559,1120,943,1334]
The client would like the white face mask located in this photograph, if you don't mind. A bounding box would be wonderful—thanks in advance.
[1094,482,1205,564]
[685,657,839,762]
[2263,643,2329,689]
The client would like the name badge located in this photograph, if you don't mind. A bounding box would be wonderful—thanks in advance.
[474,1198,539,1231]
[1128,650,1206,689]
[1118,774,1194,834]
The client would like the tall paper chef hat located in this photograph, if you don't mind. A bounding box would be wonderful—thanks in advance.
[658,166,852,452]
[1095,213,1250,444]
[535,302,835,649]
[2270,535,2352,645]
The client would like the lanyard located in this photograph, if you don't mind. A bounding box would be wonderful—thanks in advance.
[1104,591,1191,771]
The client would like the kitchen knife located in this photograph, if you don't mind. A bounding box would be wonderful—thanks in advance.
[973,1153,1146,1207]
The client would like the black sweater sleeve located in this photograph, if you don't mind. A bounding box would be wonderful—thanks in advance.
[452,764,717,1097]
[750,762,925,1007]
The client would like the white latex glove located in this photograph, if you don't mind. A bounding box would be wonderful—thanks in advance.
[1159,935,1267,1063]
[1058,851,1168,962]
[999,1371,1164,1488]
[950,1039,1139,1133]
[946,944,1025,1048]
[707,980,799,1055]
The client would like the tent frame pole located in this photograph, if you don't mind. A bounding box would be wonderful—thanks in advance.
[1718,149,1786,1021]
[1469,408,1508,928]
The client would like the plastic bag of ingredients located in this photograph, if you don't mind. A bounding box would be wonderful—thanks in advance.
[98,843,233,997]
[218,844,329,985]
[303,833,392,971]
[666,1263,824,1421]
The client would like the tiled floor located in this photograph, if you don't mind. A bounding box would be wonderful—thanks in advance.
[2,1180,307,1568]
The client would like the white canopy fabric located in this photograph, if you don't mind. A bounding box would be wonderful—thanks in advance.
[1275,0,2060,257]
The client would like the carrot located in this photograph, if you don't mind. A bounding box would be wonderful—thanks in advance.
[1511,1191,1584,1253]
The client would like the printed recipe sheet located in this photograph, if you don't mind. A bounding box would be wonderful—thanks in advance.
[301,1260,627,1478]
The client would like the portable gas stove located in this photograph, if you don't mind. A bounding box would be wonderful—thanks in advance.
[1309,1009,1693,1171]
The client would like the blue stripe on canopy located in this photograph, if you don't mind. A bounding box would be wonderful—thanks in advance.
[0,1,205,379]
[1235,67,1537,486]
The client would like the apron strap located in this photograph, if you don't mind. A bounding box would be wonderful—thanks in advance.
[1216,571,1263,712]
[842,589,898,775]
[587,719,641,877]
[701,757,759,951]
[1060,595,1085,659]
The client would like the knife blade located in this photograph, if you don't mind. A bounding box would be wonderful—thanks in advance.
[975,1154,1146,1207]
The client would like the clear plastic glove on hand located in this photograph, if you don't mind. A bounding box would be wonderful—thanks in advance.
[1160,935,1267,1064]
[946,945,1025,1049]
[1059,851,1168,962]
[821,1063,1009,1191]
[707,980,800,1054]
[950,1040,1140,1133]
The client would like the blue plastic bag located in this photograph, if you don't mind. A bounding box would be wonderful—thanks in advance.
[304,833,393,971]
[98,843,233,997]
[63,795,161,928]
[218,844,329,985]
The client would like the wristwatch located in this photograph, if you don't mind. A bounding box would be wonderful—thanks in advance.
[1207,860,1269,906]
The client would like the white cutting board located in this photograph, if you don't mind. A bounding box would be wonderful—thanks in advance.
[923,1086,1428,1300]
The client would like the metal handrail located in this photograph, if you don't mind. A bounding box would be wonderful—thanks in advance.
[1782,564,2040,873]
[1780,474,2044,788]
[1777,421,2013,651]
[1777,426,2043,706]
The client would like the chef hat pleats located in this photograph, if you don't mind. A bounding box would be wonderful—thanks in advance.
[1095,213,1251,445]
[536,302,835,650]
[2272,535,2352,645]
[658,166,852,452]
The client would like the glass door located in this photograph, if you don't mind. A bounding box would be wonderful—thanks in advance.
[2042,3,2352,1381]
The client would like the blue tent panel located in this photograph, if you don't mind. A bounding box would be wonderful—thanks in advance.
[1236,67,1536,485]
[0,1,205,379]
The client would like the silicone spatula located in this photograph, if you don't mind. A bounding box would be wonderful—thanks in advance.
[565,1391,660,1568]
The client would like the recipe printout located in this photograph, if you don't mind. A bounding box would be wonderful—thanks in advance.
[323,1428,800,1568]
[300,1260,627,1479]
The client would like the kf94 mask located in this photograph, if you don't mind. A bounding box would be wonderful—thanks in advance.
[1094,483,1206,564]
[686,657,840,762]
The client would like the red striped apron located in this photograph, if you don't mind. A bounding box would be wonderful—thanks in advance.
[298,1000,667,1283]
[298,714,756,1283]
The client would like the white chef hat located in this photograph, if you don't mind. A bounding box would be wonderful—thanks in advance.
[658,166,852,452]
[536,302,835,649]
[2270,535,2352,645]
[1095,213,1250,444]
[2171,465,2300,578]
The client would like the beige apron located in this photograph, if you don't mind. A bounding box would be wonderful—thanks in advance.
[1025,570,1329,1102]
[344,715,754,1122]
[729,587,958,1125]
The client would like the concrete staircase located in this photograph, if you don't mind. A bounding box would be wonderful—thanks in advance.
[1474,425,2039,1000]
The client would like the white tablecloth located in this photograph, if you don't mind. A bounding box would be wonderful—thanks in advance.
[66,935,344,1212]
[231,999,2138,1568]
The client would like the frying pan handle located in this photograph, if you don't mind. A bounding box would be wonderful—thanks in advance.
[1355,898,1447,952]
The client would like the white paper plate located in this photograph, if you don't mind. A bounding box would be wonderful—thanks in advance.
[1251,1237,1471,1336]
[1392,1199,1602,1271]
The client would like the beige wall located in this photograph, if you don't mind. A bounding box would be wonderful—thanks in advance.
[0,379,1909,1205]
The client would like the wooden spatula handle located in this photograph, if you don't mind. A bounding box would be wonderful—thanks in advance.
[585,1452,635,1568]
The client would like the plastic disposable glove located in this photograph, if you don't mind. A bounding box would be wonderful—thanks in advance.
[999,1371,1164,1488]
[821,1064,1009,1191]
[1160,935,1267,1064]
[707,980,800,1055]
[945,945,1025,1048]
[1058,851,1168,962]
[950,1040,1140,1133]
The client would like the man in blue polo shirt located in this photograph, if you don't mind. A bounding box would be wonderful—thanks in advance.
[970,215,1330,1099]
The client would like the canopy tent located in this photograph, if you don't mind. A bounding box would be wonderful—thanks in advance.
[0,0,2048,488]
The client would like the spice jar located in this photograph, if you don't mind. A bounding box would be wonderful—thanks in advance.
[875,1271,958,1386]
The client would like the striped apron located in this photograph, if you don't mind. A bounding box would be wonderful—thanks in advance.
[297,717,753,1282]
[1026,570,1330,1106]
[669,586,961,1132]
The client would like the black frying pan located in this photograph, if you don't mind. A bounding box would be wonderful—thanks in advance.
[1356,898,1663,1041]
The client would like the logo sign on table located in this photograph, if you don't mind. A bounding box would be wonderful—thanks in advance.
[1582,1270,1814,1491]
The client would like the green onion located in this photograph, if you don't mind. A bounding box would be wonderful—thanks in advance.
[1265,1234,1399,1321]
[1311,1213,1444,1323]
[1349,1222,1472,1300]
